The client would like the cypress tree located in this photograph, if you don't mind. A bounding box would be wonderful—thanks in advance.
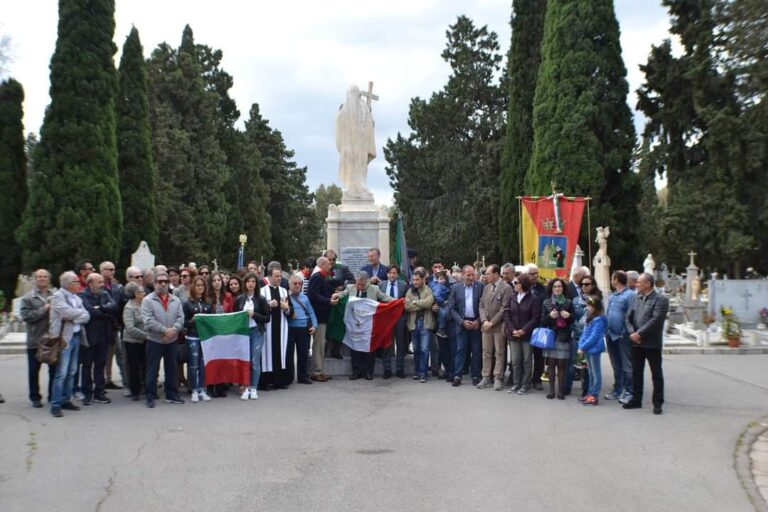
[16,0,121,276]
[499,0,547,263]
[117,27,157,267]
[0,78,27,298]
[146,26,229,264]
[526,0,638,267]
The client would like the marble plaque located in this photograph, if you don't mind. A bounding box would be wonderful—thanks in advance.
[340,247,369,273]
[708,279,768,326]
[131,241,156,271]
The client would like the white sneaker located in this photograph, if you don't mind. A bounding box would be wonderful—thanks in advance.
[240,389,250,400]
[249,388,258,400]
[122,389,132,397]
[191,391,199,403]
[199,390,212,402]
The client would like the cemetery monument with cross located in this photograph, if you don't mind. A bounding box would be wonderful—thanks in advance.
[326,82,390,273]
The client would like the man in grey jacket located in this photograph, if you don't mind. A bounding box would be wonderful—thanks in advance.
[623,273,669,415]
[140,272,185,408]
[20,269,56,408]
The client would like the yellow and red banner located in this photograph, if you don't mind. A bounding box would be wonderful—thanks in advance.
[520,195,587,281]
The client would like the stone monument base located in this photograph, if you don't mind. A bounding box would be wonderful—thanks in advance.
[327,199,390,272]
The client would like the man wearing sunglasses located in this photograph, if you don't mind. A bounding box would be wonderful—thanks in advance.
[140,272,186,408]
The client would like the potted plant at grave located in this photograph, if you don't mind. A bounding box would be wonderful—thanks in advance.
[720,306,742,347]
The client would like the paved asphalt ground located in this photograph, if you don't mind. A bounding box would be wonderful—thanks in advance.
[1,353,767,512]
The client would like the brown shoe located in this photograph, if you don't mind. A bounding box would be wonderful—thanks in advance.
[310,374,327,382]
[321,373,333,381]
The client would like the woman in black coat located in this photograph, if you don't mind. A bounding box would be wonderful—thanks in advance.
[503,273,542,395]
[540,278,575,400]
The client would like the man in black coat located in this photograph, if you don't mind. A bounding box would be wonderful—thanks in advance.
[623,272,669,415]
[308,257,338,382]
[79,273,118,404]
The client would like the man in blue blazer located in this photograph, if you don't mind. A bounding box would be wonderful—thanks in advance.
[448,265,484,386]
[379,264,409,378]
[360,248,388,286]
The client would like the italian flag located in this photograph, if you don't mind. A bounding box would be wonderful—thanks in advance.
[195,311,250,386]
[342,297,405,352]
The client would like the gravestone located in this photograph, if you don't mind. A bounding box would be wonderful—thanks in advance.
[131,241,156,271]
[327,82,390,265]
[708,279,768,327]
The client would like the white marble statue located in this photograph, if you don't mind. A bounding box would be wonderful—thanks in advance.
[593,227,611,299]
[643,253,656,275]
[336,84,377,200]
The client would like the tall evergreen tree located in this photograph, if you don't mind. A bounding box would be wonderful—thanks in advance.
[637,0,762,274]
[385,16,506,265]
[245,104,317,264]
[0,78,27,298]
[16,0,121,276]
[499,0,547,263]
[146,26,229,264]
[117,27,157,267]
[526,0,638,268]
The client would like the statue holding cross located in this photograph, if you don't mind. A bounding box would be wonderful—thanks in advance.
[336,82,379,200]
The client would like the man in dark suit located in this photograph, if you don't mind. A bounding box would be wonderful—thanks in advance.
[623,273,669,415]
[379,265,408,378]
[334,271,393,379]
[360,247,388,286]
[448,265,484,386]
[526,263,546,390]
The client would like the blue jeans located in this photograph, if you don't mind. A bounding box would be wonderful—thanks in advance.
[412,320,431,377]
[51,332,81,408]
[453,327,481,379]
[606,335,633,395]
[586,352,602,397]
[187,336,205,392]
[436,306,447,330]
[249,327,265,388]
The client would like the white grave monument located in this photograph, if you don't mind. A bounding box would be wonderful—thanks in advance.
[131,241,156,271]
[593,227,611,300]
[326,82,390,271]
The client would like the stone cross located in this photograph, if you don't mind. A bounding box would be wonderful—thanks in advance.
[688,251,697,267]
[360,81,379,109]
[741,289,753,310]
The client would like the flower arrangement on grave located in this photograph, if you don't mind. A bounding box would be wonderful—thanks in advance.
[720,306,742,346]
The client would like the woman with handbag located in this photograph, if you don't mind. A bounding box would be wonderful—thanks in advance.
[235,272,271,400]
[540,278,574,400]
[184,276,212,403]
[503,273,542,395]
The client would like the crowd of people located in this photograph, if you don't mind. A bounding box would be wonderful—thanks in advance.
[16,247,669,418]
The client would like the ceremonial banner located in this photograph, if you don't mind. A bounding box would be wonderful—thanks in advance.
[394,213,412,284]
[195,311,250,385]
[520,195,587,281]
[342,297,405,352]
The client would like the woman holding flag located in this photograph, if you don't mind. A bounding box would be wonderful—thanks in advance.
[235,273,270,400]
[183,276,212,403]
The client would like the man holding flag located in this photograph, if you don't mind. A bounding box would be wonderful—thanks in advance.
[333,271,396,380]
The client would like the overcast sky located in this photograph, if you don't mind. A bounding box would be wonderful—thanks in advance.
[2,1,672,205]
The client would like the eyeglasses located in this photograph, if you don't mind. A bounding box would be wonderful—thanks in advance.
[200,271,210,275]
[181,274,190,278]
[103,267,115,271]
[156,280,169,284]
[581,282,594,286]
[129,275,142,279]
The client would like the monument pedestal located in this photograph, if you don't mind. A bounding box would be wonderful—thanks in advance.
[327,200,390,272]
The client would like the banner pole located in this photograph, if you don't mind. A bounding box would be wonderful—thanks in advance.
[587,199,592,271]
[518,198,523,264]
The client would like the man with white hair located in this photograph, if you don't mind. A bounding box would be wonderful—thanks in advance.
[569,266,591,301]
[49,271,91,417]
[626,270,639,292]
[79,272,118,405]
[525,263,546,390]
[20,269,56,408]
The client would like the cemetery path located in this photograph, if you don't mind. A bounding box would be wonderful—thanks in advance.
[0,353,766,512]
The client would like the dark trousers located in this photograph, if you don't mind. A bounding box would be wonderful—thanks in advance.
[81,340,109,398]
[27,349,56,403]
[145,341,179,401]
[381,315,408,372]
[453,327,482,380]
[289,327,312,382]
[351,349,374,376]
[632,346,664,407]
[125,342,146,397]
[532,346,544,385]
